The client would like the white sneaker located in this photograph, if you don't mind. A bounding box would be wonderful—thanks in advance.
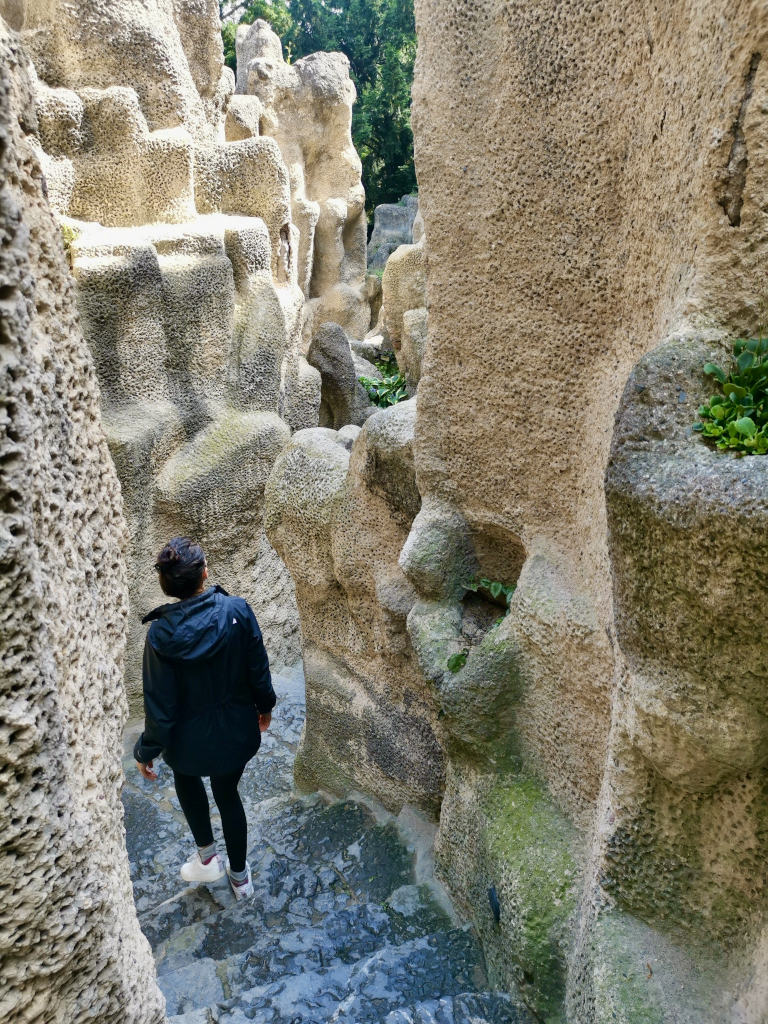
[228,861,253,901]
[179,852,226,883]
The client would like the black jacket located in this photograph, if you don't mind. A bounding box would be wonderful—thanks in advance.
[133,585,276,776]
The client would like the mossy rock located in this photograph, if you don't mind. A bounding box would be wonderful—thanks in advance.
[481,774,579,1020]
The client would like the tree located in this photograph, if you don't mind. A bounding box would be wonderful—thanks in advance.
[220,0,417,220]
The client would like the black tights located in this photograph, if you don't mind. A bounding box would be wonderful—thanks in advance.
[173,767,247,873]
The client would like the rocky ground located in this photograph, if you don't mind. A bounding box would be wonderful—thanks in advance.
[122,667,534,1024]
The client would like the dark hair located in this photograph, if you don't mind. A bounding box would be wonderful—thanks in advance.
[155,537,206,599]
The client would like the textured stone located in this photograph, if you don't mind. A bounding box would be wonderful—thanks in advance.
[603,332,768,943]
[405,1,768,1019]
[378,240,427,389]
[265,401,444,816]
[7,0,380,699]
[367,194,420,270]
[236,20,369,340]
[270,0,768,1019]
[307,321,375,428]
[0,20,163,1023]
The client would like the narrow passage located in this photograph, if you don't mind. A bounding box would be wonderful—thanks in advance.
[121,668,534,1024]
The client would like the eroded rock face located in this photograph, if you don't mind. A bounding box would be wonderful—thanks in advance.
[265,401,445,817]
[4,0,362,700]
[236,20,370,343]
[269,0,768,1019]
[307,322,376,428]
[379,238,427,391]
[0,21,163,1023]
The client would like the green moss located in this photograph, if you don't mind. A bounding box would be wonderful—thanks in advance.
[59,221,80,263]
[158,410,285,497]
[483,775,578,1020]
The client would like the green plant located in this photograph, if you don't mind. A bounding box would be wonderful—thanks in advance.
[694,337,768,454]
[374,352,398,374]
[464,576,517,605]
[446,649,468,673]
[359,368,408,407]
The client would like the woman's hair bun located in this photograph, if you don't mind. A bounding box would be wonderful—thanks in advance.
[155,545,181,566]
[154,537,206,599]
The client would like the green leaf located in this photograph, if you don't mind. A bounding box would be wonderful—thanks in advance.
[737,350,755,373]
[703,362,726,383]
[489,581,503,599]
[735,416,757,436]
[446,650,468,673]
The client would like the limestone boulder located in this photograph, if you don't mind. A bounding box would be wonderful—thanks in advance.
[235,20,369,336]
[265,399,443,815]
[69,214,304,696]
[3,0,225,139]
[0,21,163,1022]
[603,330,768,945]
[307,321,376,429]
[364,271,383,331]
[8,0,357,700]
[379,240,427,390]
[367,194,419,270]
[280,352,321,432]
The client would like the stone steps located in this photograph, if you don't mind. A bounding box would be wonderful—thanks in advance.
[123,666,534,1024]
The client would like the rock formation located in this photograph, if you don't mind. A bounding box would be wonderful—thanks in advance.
[307,321,377,428]
[2,1,377,703]
[367,194,420,269]
[236,20,370,344]
[378,235,427,391]
[266,1,768,1020]
[0,20,163,1023]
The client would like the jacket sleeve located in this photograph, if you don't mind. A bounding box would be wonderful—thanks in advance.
[133,636,179,764]
[243,602,276,714]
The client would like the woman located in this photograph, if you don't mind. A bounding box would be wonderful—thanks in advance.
[134,537,276,900]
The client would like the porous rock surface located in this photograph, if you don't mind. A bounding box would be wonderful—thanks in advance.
[367,194,420,270]
[267,0,768,1020]
[266,401,446,818]
[236,20,370,344]
[307,321,377,428]
[4,0,377,702]
[379,237,427,392]
[0,20,163,1023]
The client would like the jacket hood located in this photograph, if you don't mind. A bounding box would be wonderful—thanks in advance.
[143,585,234,661]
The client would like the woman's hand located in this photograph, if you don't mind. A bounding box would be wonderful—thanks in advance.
[258,712,272,733]
[136,760,158,781]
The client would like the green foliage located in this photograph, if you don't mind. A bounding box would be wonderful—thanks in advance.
[220,0,417,217]
[446,649,469,674]
[59,221,80,263]
[444,577,517,673]
[358,367,408,407]
[693,337,768,455]
[221,1,294,69]
[464,576,517,605]
[374,352,398,374]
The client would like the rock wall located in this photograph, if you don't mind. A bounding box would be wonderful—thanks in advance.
[0,20,163,1023]
[267,0,768,1020]
[3,1,376,703]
